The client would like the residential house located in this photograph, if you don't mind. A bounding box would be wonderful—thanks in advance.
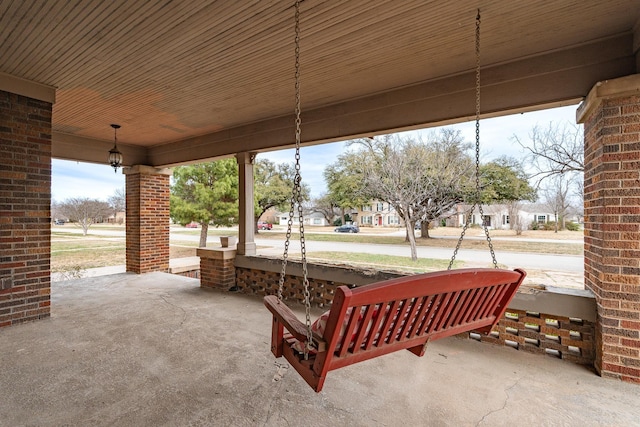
[446,203,563,230]
[354,201,402,227]
[278,210,332,227]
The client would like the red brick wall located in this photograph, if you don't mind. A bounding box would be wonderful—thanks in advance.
[125,168,169,274]
[200,257,236,290]
[583,94,640,383]
[0,90,52,327]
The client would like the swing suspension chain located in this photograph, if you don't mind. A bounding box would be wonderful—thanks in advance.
[277,0,313,358]
[449,10,498,270]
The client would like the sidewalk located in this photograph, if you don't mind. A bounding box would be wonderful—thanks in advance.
[52,257,201,282]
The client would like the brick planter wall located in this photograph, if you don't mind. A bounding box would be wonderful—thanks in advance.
[0,90,52,327]
[579,77,640,383]
[233,255,596,368]
[125,166,170,274]
[198,248,237,290]
[234,255,402,308]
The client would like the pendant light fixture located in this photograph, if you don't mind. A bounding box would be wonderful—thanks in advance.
[108,124,123,172]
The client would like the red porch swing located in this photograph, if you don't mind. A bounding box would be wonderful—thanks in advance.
[264,4,525,392]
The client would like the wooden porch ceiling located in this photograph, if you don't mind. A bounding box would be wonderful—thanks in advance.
[1,1,638,167]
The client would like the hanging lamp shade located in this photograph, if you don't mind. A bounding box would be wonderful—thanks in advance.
[108,124,123,172]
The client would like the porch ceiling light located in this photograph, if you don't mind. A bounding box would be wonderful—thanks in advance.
[108,124,123,173]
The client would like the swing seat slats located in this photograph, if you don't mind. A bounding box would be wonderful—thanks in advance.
[264,267,526,392]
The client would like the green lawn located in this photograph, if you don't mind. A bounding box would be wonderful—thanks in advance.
[306,251,463,273]
[260,232,583,256]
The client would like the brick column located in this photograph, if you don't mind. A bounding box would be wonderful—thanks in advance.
[577,74,640,383]
[197,248,236,290]
[124,165,171,274]
[0,90,52,327]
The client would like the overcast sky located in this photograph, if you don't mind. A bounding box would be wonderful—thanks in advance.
[52,104,580,202]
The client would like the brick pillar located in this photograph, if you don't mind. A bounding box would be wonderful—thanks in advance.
[124,165,171,274]
[577,74,640,383]
[197,248,236,290]
[0,90,52,327]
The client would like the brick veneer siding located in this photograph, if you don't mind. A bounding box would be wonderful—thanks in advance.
[582,92,640,383]
[0,90,52,328]
[125,167,170,274]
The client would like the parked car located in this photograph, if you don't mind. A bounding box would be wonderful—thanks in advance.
[257,221,272,230]
[185,221,199,228]
[334,224,359,233]
[54,219,65,225]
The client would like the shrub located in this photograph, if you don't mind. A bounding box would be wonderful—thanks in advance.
[565,221,581,231]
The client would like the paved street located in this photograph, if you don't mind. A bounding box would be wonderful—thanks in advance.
[253,238,583,273]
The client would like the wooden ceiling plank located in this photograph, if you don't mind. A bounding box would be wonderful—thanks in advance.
[81,2,274,96]
[54,1,183,88]
[2,1,49,73]
[12,0,81,79]
[27,0,114,80]
[108,2,287,90]
[52,1,162,85]
[0,0,24,48]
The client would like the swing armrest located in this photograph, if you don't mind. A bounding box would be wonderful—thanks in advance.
[264,295,326,351]
[264,295,308,341]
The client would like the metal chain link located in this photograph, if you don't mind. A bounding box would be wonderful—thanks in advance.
[277,0,314,359]
[449,10,498,270]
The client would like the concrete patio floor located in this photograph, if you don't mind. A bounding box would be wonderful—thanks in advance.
[1,273,639,426]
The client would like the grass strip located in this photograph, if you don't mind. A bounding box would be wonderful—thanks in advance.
[306,251,464,273]
[260,232,583,256]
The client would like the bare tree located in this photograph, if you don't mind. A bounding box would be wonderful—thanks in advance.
[513,121,584,188]
[573,179,584,218]
[51,200,65,223]
[541,174,573,232]
[309,194,339,225]
[57,197,112,235]
[507,201,526,235]
[107,187,125,224]
[417,129,474,238]
[357,132,473,260]
[514,121,584,229]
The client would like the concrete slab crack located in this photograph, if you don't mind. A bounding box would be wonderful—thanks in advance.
[262,368,290,427]
[475,377,521,426]
[143,290,188,327]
